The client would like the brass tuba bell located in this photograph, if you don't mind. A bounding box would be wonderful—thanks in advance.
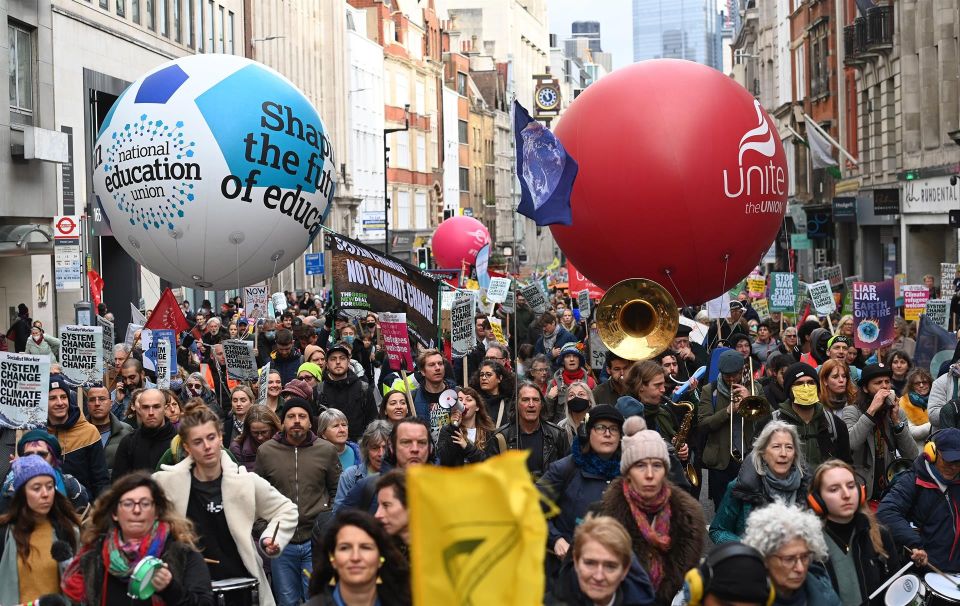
[596,278,680,362]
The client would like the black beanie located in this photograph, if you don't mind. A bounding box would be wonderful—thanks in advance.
[280,397,312,420]
[783,362,818,393]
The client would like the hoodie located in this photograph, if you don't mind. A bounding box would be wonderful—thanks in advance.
[47,392,110,497]
[316,370,378,442]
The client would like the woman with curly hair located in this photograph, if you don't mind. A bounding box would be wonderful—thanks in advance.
[306,509,410,606]
[437,387,495,467]
[0,455,81,604]
[61,471,213,605]
[469,360,515,428]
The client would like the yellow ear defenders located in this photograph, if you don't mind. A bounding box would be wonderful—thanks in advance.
[683,542,775,606]
[924,439,938,463]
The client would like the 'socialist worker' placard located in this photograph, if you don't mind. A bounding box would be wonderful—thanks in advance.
[59,325,104,385]
[0,352,51,429]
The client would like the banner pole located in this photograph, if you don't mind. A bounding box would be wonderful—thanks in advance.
[399,368,416,414]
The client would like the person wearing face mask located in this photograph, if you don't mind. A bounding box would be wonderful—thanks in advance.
[557,381,595,447]
[339,324,372,382]
[256,319,278,366]
[24,325,60,361]
[764,362,851,468]
[176,372,224,419]
[537,405,625,580]
[878,428,960,573]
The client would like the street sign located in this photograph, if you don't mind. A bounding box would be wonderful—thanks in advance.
[305,252,324,276]
[54,215,82,290]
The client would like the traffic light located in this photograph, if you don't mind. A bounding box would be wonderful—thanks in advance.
[416,247,429,269]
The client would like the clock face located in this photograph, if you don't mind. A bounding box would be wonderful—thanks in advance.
[536,86,559,110]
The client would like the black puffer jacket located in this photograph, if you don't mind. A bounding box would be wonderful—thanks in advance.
[315,370,378,442]
[111,421,178,480]
[484,420,570,477]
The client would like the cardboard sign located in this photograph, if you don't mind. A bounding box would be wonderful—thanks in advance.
[904,284,931,321]
[59,325,104,385]
[926,298,950,329]
[521,283,548,314]
[577,289,592,320]
[97,316,115,367]
[707,293,730,320]
[853,280,895,348]
[486,277,512,304]
[0,352,50,429]
[747,278,766,298]
[244,285,269,322]
[156,338,171,389]
[752,298,769,318]
[257,362,270,406]
[223,339,258,381]
[769,273,798,312]
[451,294,476,358]
[807,280,836,315]
[489,317,506,345]
[942,263,958,299]
[440,290,457,311]
[588,328,608,371]
[380,312,414,372]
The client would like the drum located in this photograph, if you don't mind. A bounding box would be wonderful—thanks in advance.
[924,572,960,605]
[211,577,259,606]
[128,556,165,600]
[885,574,925,606]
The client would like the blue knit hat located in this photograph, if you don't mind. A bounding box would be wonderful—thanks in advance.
[12,455,56,493]
[16,429,62,460]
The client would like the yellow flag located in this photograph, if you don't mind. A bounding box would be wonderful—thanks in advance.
[489,317,505,344]
[546,256,561,271]
[408,451,548,605]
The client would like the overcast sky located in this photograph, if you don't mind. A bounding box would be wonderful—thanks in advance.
[548,0,634,70]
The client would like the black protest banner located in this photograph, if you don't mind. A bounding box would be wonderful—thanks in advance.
[326,231,440,347]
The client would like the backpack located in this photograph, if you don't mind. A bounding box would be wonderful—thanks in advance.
[770,407,838,457]
[939,376,960,429]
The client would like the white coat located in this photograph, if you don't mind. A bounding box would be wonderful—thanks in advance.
[154,450,299,606]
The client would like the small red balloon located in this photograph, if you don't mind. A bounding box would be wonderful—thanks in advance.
[431,216,491,269]
[550,59,788,306]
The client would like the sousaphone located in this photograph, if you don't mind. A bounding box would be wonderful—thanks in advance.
[596,278,680,361]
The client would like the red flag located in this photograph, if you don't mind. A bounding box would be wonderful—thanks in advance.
[144,288,190,334]
[88,270,105,308]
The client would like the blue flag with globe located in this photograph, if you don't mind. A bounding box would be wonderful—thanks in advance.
[513,101,576,226]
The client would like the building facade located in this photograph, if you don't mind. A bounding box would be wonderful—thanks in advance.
[632,0,722,69]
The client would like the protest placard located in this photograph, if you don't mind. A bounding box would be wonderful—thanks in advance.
[222,339,258,381]
[0,352,50,429]
[821,265,843,288]
[59,325,103,385]
[489,317,506,344]
[521,283,548,314]
[894,274,907,307]
[380,312,414,372]
[97,316,114,367]
[124,323,143,349]
[926,299,950,329]
[486,278,512,304]
[942,263,958,299]
[451,294,476,358]
[271,292,288,314]
[769,273,798,312]
[853,280,895,349]
[753,298,769,318]
[577,289,592,320]
[707,293,730,320]
[257,362,270,406]
[244,285,269,322]
[142,329,177,376]
[904,284,931,321]
[589,328,608,372]
[747,278,766,298]
[807,280,836,315]
[156,338,171,389]
[501,291,516,314]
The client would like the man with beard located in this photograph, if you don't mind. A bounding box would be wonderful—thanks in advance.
[672,325,709,380]
[535,312,578,371]
[510,291,537,347]
[111,358,155,419]
[411,349,457,441]
[270,328,303,385]
[705,301,749,349]
[84,383,133,474]
[46,374,110,497]
[112,388,179,479]
[485,382,568,478]
[316,343,378,443]
[256,397,341,606]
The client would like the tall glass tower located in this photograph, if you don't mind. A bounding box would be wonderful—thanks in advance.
[632,0,721,69]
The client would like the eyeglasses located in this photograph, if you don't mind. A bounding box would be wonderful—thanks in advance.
[298,375,317,382]
[770,552,813,568]
[479,372,496,379]
[486,355,504,361]
[118,499,155,511]
[88,395,110,402]
[591,424,620,435]
[186,383,202,389]
[531,368,549,374]
[914,380,930,386]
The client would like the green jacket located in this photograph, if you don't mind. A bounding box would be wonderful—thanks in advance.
[697,381,769,471]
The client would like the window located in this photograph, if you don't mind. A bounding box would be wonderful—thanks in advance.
[416,134,426,171]
[173,0,180,41]
[396,191,411,229]
[795,45,805,100]
[456,72,467,96]
[218,6,224,52]
[395,132,409,169]
[100,0,109,8]
[459,168,469,191]
[159,0,167,36]
[396,73,409,107]
[415,81,425,114]
[458,120,468,144]
[227,11,234,54]
[116,0,126,17]
[207,1,215,53]
[8,23,33,117]
[146,0,155,30]
[415,192,428,229]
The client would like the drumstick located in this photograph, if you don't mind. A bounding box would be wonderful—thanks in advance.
[904,546,960,589]
[204,558,220,565]
[867,559,914,600]
[270,523,279,543]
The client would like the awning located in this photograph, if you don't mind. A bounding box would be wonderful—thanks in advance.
[0,224,54,257]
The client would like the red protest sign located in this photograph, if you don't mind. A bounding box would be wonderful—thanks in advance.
[380,312,414,372]
[567,262,604,299]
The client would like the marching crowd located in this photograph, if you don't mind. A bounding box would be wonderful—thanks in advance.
[3,278,960,606]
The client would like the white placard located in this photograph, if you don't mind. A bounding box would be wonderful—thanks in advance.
[257,362,270,406]
[807,280,836,315]
[59,325,104,385]
[223,339,258,381]
[97,316,115,366]
[486,278,512,304]
[706,293,730,320]
[0,352,51,429]
[588,328,608,371]
[156,338,171,389]
[451,293,477,358]
[271,292,288,314]
[440,290,457,311]
[243,285,269,322]
[521,283,548,314]
[942,263,957,299]
[926,298,950,329]
[502,291,516,314]
[577,289,591,319]
[130,302,147,326]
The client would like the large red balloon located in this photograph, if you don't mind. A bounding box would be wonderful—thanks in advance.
[431,216,491,269]
[550,60,788,306]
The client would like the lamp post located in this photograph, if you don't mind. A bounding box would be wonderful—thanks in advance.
[383,103,410,255]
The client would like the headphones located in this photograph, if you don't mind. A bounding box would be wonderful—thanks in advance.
[925,440,938,463]
[807,477,867,517]
[683,542,775,606]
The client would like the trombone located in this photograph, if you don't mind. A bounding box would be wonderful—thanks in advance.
[729,356,769,463]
